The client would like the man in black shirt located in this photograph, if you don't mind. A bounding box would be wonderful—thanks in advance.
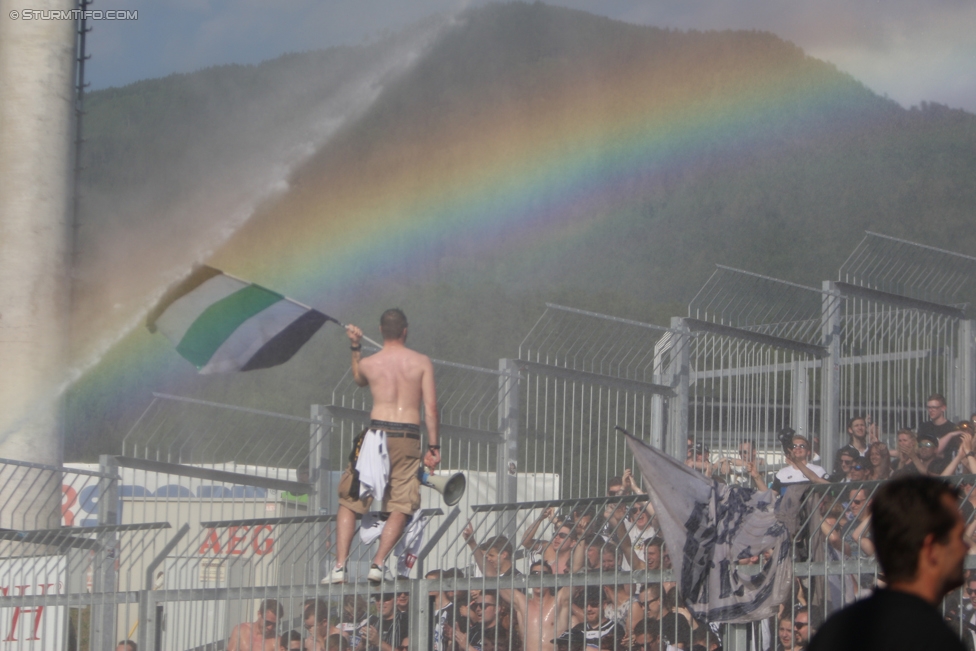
[658,588,692,650]
[920,394,957,440]
[576,587,623,649]
[809,476,969,651]
[920,393,959,460]
[457,590,494,651]
[828,445,861,482]
[474,591,513,651]
[893,431,943,477]
[365,592,408,651]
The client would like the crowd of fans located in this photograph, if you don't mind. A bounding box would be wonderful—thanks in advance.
[230,394,976,651]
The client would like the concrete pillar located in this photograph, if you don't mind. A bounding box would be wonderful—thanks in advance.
[0,0,76,529]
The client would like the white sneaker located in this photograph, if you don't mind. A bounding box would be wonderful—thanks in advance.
[321,565,346,585]
[367,564,386,584]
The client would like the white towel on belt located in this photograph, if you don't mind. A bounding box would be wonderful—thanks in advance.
[355,429,390,502]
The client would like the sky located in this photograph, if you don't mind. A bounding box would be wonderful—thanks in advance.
[84,0,976,113]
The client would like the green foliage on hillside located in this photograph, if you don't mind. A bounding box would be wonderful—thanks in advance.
[67,2,976,460]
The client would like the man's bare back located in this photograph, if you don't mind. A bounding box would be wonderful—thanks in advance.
[354,341,434,426]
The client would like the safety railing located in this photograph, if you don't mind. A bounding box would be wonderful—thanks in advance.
[3,230,976,649]
[0,520,173,650]
[6,465,976,650]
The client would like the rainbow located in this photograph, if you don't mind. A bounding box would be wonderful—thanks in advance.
[66,14,876,455]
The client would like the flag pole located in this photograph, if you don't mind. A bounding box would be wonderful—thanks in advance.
[218,267,385,349]
[279,296,384,349]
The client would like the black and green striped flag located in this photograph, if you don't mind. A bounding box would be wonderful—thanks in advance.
[147,266,337,373]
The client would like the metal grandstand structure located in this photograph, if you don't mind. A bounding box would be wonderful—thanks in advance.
[2,232,975,649]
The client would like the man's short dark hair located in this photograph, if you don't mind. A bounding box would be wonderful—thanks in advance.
[645,536,664,550]
[117,642,137,651]
[303,598,329,623]
[583,586,603,607]
[380,308,408,340]
[928,393,947,407]
[631,618,660,639]
[871,476,961,583]
[279,630,302,648]
[325,633,350,651]
[485,535,514,558]
[530,560,554,573]
[260,599,285,619]
[642,583,661,600]
[847,415,865,432]
[573,505,598,519]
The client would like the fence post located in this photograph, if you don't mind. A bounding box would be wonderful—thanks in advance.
[139,523,190,651]
[310,404,332,583]
[139,590,157,651]
[666,318,691,460]
[91,455,120,651]
[724,623,750,651]
[650,334,671,451]
[410,577,430,651]
[821,282,842,465]
[310,404,332,515]
[497,359,520,513]
[791,360,810,439]
[956,320,976,422]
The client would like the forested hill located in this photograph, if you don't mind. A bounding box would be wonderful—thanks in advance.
[67,2,976,459]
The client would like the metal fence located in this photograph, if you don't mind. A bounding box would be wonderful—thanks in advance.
[2,231,976,649]
[515,303,681,497]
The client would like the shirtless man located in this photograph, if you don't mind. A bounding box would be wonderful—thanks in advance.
[228,600,284,651]
[520,507,578,574]
[501,561,580,651]
[324,309,440,584]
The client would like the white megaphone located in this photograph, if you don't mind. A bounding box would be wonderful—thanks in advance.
[420,467,466,506]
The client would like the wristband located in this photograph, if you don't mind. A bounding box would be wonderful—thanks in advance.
[350,344,361,351]
[428,445,440,450]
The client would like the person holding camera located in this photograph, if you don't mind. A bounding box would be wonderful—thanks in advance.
[770,429,828,495]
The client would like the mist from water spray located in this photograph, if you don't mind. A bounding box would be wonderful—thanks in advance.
[0,13,465,445]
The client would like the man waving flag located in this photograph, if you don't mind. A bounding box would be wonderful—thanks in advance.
[147,265,338,373]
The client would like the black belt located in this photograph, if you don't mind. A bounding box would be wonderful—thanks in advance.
[370,420,420,438]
